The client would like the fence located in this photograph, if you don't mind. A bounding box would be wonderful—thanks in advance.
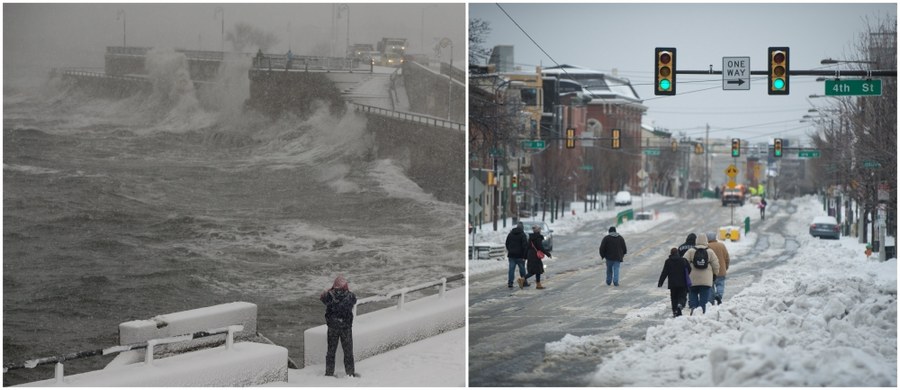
[352,103,464,131]
[253,55,361,72]
[353,273,465,316]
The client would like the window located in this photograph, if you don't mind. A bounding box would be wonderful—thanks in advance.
[520,88,538,107]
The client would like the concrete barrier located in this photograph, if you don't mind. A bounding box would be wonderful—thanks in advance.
[303,287,465,370]
[20,342,287,387]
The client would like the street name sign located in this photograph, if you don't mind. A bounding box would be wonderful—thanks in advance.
[643,148,661,156]
[579,165,593,171]
[522,140,546,149]
[798,150,821,158]
[863,160,882,169]
[824,79,882,96]
[723,57,751,90]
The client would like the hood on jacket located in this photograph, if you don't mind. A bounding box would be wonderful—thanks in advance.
[607,232,621,238]
[511,225,524,234]
[695,233,709,247]
[332,275,349,291]
[706,232,718,242]
[685,233,697,246]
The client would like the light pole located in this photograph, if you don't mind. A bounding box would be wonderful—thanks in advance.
[287,21,291,51]
[337,4,349,57]
[214,7,224,53]
[437,37,453,120]
[116,9,126,48]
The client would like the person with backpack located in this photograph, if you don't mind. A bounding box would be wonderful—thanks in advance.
[320,274,358,377]
[599,226,628,286]
[706,232,730,305]
[518,224,551,289]
[684,234,720,315]
[658,248,692,317]
[505,222,530,288]
[677,233,697,257]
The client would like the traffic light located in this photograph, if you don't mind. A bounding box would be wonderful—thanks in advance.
[655,47,676,95]
[671,140,678,152]
[774,138,783,158]
[487,171,495,186]
[611,129,621,149]
[694,143,704,155]
[731,138,741,157]
[566,128,576,149]
[768,47,789,95]
[511,175,518,188]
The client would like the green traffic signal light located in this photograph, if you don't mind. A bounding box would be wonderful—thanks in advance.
[773,78,785,89]
[659,79,671,90]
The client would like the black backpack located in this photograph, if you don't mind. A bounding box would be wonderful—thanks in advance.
[692,248,709,269]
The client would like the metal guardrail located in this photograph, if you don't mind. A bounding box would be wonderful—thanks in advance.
[440,62,465,83]
[353,273,465,316]
[3,325,243,383]
[55,69,149,84]
[468,244,506,260]
[352,103,464,131]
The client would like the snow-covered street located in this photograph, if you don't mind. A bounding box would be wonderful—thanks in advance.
[468,195,896,386]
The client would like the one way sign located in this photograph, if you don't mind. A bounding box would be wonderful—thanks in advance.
[723,56,751,90]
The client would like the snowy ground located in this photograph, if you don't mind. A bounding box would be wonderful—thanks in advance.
[542,195,897,386]
[266,327,465,387]
[469,193,673,277]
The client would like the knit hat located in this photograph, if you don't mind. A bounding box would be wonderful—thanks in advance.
[609,226,616,233]
[532,224,542,232]
[516,222,524,230]
[706,232,717,242]
[332,274,349,290]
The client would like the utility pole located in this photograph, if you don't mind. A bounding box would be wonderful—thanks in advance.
[705,123,710,191]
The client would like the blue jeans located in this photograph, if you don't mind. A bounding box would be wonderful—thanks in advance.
[605,260,621,286]
[508,258,526,285]
[688,286,712,313]
[713,276,726,300]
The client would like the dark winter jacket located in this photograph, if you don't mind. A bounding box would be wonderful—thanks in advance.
[658,254,691,289]
[505,226,529,259]
[526,233,550,275]
[599,232,627,262]
[320,276,357,329]
[677,233,697,257]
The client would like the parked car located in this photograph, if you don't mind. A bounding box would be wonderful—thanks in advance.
[809,216,840,239]
[520,220,553,252]
[614,191,632,206]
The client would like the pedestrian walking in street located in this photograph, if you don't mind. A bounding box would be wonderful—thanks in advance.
[706,232,730,305]
[320,274,358,377]
[677,233,697,257]
[684,234,720,315]
[658,248,691,317]
[505,222,530,288]
[599,226,628,286]
[518,224,551,290]
[759,197,768,220]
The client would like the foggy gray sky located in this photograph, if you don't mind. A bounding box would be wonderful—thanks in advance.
[471,3,897,145]
[4,3,464,79]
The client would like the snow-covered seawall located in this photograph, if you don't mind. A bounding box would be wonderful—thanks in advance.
[303,287,465,369]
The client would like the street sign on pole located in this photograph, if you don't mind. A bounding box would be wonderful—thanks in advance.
[722,56,751,90]
[579,165,593,171]
[642,148,661,156]
[825,79,882,96]
[522,140,546,149]
[798,150,821,158]
[581,131,594,147]
[863,160,882,169]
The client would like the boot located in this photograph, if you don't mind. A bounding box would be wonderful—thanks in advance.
[536,282,545,289]
[517,277,525,289]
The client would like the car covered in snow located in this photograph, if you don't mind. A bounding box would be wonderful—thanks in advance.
[809,216,840,239]
[614,191,632,206]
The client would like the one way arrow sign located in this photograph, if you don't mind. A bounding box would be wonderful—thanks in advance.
[723,56,751,90]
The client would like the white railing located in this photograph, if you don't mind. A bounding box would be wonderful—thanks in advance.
[352,103,464,131]
[4,325,243,383]
[353,273,464,316]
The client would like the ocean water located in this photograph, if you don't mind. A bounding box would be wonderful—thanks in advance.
[2,51,465,385]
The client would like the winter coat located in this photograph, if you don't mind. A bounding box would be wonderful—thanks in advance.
[677,233,697,257]
[684,234,720,287]
[505,226,529,259]
[599,232,627,262]
[526,233,550,275]
[320,276,357,329]
[658,254,692,289]
[706,238,730,277]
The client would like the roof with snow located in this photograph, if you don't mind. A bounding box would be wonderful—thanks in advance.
[542,65,644,107]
